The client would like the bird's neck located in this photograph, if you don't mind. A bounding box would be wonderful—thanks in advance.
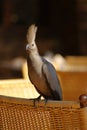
[27,51,43,74]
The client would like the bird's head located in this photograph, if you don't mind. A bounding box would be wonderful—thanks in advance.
[26,24,38,53]
[26,41,37,52]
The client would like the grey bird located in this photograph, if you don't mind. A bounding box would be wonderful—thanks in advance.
[26,24,62,100]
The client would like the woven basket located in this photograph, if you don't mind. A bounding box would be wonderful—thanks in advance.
[0,95,87,130]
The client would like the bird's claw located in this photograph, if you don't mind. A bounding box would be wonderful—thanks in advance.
[33,95,41,107]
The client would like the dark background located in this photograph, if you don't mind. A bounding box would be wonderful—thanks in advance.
[0,0,87,78]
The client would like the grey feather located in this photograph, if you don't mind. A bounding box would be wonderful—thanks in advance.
[42,58,62,100]
[26,24,62,100]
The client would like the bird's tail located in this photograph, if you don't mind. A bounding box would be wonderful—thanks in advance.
[27,24,37,43]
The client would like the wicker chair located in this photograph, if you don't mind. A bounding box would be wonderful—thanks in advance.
[0,95,87,130]
[57,71,87,101]
[65,56,87,66]
[0,79,39,98]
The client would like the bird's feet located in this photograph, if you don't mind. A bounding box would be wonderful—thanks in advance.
[33,95,42,107]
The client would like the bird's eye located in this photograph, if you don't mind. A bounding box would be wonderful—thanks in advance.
[32,44,34,46]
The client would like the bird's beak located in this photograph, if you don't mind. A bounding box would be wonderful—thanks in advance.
[26,44,30,51]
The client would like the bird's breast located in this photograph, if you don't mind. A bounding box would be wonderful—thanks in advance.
[29,69,51,96]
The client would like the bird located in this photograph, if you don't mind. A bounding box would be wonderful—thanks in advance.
[26,24,62,101]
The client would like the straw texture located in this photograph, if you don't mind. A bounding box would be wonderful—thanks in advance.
[0,95,85,130]
[79,107,87,130]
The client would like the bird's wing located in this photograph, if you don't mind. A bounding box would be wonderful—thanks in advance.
[42,58,62,99]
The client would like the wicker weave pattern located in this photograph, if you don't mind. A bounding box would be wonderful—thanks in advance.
[0,95,83,130]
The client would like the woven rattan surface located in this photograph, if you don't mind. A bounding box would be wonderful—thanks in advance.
[0,95,85,130]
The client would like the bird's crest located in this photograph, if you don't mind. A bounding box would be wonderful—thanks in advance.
[27,24,37,43]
